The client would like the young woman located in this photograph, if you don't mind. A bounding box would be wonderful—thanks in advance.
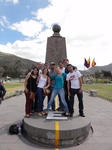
[36,68,50,116]
[24,67,39,118]
[46,67,69,116]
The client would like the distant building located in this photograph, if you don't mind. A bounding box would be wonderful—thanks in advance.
[6,76,11,80]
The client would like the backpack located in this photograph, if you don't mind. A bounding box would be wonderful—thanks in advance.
[9,124,18,134]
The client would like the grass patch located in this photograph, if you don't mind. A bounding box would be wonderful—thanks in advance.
[83,83,112,101]
[3,82,112,102]
[4,82,24,93]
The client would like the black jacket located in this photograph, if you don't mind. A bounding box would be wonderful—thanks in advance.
[0,84,6,98]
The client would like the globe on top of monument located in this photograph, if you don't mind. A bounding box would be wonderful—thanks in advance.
[52,24,61,33]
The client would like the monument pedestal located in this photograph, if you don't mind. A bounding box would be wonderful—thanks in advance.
[23,111,92,148]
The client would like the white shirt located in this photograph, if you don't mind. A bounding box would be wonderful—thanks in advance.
[39,69,42,74]
[37,75,47,88]
[59,67,65,73]
[66,70,81,89]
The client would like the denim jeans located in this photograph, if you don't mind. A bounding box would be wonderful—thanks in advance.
[48,86,55,111]
[46,88,69,113]
[58,94,64,110]
[37,87,44,113]
[70,88,84,115]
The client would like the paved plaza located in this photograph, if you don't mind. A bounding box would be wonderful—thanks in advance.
[0,92,112,150]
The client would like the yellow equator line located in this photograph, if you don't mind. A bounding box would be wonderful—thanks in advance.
[55,121,60,148]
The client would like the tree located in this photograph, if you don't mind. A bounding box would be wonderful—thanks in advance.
[94,70,101,78]
[25,64,36,75]
[101,70,112,78]
[2,60,22,78]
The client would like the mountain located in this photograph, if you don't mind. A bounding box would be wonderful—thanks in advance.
[88,64,112,73]
[0,51,112,77]
[0,52,37,76]
[80,63,112,76]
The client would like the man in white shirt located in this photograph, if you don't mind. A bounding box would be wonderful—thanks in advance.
[66,64,85,117]
[58,61,65,73]
[37,62,42,74]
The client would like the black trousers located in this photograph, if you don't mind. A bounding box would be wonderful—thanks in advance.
[69,88,84,115]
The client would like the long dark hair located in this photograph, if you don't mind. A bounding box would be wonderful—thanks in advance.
[31,67,39,76]
[42,67,49,77]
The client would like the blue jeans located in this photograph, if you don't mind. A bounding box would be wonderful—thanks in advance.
[48,86,55,111]
[46,88,69,113]
[37,87,44,113]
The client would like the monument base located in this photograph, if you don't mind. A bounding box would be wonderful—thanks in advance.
[23,111,92,148]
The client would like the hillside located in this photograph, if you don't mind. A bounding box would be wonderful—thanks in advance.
[80,63,112,76]
[0,51,112,77]
[0,52,37,76]
[88,64,112,73]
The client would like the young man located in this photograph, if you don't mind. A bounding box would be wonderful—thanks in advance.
[66,64,85,117]
[58,61,65,73]
[37,62,42,74]
[0,83,6,105]
[63,58,75,111]
[44,62,50,72]
[63,58,76,73]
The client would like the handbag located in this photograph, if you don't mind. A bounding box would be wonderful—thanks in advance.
[43,89,51,96]
[29,92,36,100]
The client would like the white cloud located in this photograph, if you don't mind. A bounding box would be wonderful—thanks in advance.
[1,29,4,31]
[0,16,9,27]
[3,0,19,4]
[33,0,112,68]
[10,20,44,38]
[0,20,4,26]
[0,40,46,62]
[26,5,30,9]
[0,0,112,70]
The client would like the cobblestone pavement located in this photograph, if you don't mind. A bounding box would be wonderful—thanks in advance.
[0,92,112,150]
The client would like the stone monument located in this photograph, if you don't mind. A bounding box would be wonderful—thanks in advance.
[22,25,92,148]
[45,24,67,65]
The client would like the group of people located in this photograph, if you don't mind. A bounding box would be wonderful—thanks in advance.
[24,58,85,118]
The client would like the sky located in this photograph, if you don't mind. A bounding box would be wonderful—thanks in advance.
[0,0,112,70]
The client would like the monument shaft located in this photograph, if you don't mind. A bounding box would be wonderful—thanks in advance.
[45,24,67,65]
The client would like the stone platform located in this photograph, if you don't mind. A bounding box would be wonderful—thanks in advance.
[23,111,92,148]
